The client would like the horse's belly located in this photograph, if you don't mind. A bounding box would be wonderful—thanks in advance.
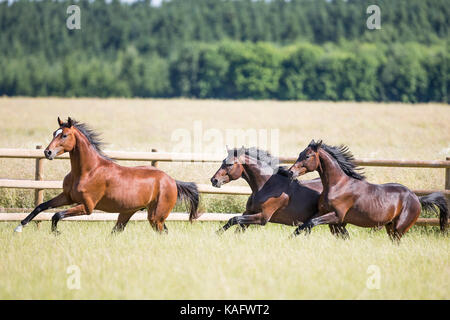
[97,182,155,213]
[270,210,299,226]
[95,195,147,213]
[344,205,396,227]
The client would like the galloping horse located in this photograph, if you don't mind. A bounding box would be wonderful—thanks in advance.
[211,147,348,237]
[288,140,448,241]
[14,117,199,234]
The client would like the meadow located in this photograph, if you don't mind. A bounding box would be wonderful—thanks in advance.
[0,98,448,299]
[0,222,448,299]
[0,97,449,213]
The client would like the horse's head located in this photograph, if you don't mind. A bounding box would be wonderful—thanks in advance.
[44,117,77,160]
[288,139,322,179]
[210,146,246,188]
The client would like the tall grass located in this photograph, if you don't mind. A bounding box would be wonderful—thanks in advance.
[0,98,448,213]
[0,98,448,300]
[0,222,448,299]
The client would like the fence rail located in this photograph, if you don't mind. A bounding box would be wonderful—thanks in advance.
[1,148,450,168]
[0,148,449,225]
[0,179,448,197]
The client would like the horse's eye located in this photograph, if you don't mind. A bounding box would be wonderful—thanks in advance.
[62,134,67,139]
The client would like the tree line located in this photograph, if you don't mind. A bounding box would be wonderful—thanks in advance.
[0,0,448,102]
[1,41,447,102]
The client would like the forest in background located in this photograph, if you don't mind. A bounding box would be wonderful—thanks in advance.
[0,0,448,102]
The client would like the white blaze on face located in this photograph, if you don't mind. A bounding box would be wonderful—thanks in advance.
[54,128,63,138]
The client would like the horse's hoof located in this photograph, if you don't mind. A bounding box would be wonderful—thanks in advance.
[215,229,224,236]
[52,230,61,236]
[14,224,23,233]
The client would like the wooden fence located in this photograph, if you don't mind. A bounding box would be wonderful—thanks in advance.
[0,146,449,226]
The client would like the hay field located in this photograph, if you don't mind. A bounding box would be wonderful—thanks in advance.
[0,97,448,212]
[0,222,448,299]
[0,98,448,300]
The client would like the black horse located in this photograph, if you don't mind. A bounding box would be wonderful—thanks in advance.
[210,147,348,237]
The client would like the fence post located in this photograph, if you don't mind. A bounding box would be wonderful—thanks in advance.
[34,145,44,228]
[151,148,158,167]
[34,145,44,206]
[446,157,450,204]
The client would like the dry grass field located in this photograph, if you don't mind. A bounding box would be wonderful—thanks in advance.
[0,222,448,300]
[0,98,448,300]
[0,97,449,212]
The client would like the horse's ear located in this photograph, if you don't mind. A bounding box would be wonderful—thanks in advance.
[237,145,245,157]
[310,139,322,152]
[67,117,73,128]
[57,117,63,127]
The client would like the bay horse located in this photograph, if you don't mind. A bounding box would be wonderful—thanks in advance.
[288,140,448,241]
[211,147,349,237]
[14,117,200,234]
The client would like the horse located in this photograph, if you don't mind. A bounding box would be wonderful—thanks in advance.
[210,146,349,237]
[288,140,448,241]
[14,117,200,234]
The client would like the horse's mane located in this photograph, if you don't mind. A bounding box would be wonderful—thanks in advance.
[61,119,113,161]
[309,141,365,180]
[227,147,289,176]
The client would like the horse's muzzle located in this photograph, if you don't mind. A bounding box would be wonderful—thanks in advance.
[210,178,222,188]
[288,169,299,180]
[44,149,55,160]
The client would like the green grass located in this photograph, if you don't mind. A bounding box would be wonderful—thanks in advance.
[0,222,448,299]
[0,98,448,299]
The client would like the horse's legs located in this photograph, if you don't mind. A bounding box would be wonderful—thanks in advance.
[216,212,266,235]
[51,197,97,234]
[148,218,168,234]
[217,194,287,235]
[235,199,253,234]
[234,211,252,234]
[388,200,421,242]
[329,223,349,239]
[51,204,85,234]
[15,193,71,232]
[385,222,400,243]
[147,197,174,235]
[111,213,135,234]
[291,211,341,237]
[235,223,249,234]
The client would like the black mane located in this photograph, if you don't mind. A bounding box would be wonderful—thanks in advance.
[61,119,113,161]
[310,141,365,180]
[226,147,289,176]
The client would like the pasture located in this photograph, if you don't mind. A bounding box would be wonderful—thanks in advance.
[0,98,449,212]
[0,222,448,299]
[0,97,449,299]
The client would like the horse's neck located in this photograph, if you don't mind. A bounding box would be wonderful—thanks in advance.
[69,130,102,176]
[318,149,347,189]
[241,156,274,192]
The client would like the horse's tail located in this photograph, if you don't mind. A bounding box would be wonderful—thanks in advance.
[176,180,200,222]
[419,192,448,232]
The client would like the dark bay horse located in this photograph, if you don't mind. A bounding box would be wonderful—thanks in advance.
[211,147,348,236]
[288,140,448,241]
[14,117,199,234]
